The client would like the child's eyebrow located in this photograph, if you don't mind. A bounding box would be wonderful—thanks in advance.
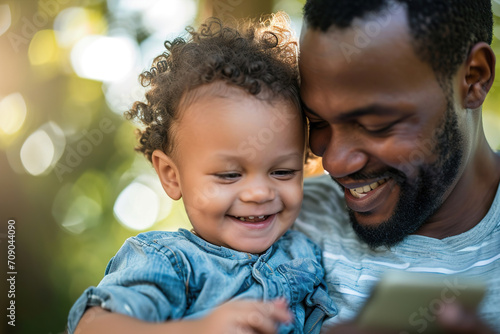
[271,152,305,165]
[213,153,242,160]
[274,152,304,160]
[213,152,303,163]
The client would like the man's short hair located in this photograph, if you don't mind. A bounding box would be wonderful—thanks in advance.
[303,0,493,84]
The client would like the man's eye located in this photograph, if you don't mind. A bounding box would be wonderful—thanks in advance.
[308,120,328,130]
[362,121,398,134]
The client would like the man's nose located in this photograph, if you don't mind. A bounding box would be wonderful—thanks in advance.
[321,129,369,179]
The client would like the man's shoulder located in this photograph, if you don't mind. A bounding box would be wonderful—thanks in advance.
[303,173,342,192]
[302,174,345,209]
[300,174,348,218]
[295,175,353,246]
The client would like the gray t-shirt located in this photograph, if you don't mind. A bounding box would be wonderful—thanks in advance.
[295,175,500,330]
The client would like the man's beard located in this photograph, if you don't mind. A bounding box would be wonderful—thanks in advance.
[346,105,464,248]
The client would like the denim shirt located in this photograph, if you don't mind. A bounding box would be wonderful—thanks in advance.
[67,229,337,333]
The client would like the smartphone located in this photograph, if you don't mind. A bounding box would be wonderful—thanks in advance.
[355,271,486,334]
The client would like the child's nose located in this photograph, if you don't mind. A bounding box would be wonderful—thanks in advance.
[239,181,275,204]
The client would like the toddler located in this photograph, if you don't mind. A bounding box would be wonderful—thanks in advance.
[67,13,336,334]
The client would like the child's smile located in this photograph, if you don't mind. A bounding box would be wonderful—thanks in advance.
[230,214,273,223]
[228,213,277,230]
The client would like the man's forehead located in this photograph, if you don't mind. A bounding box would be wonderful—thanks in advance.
[299,5,410,58]
[297,4,443,118]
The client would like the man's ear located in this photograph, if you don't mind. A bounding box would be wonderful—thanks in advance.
[462,42,496,109]
[152,149,182,200]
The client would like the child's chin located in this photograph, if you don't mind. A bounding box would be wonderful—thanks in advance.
[235,240,274,254]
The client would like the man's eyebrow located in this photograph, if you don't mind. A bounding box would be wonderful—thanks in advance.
[303,103,401,120]
[337,105,401,121]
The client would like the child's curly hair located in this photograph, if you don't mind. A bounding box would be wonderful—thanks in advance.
[125,12,301,162]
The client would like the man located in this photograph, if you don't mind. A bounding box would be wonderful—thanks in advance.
[296,0,500,332]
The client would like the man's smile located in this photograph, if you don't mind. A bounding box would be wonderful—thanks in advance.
[340,177,396,214]
[347,178,388,198]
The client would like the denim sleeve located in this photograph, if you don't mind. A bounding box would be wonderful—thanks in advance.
[67,237,188,334]
[303,239,337,334]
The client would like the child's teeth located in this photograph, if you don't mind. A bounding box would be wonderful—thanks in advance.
[234,215,269,222]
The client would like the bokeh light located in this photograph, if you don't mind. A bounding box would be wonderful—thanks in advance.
[107,0,151,14]
[0,92,27,135]
[103,73,146,115]
[52,170,110,233]
[54,7,106,47]
[28,29,60,66]
[70,34,139,82]
[114,180,162,230]
[0,4,11,36]
[20,121,66,176]
[20,129,55,175]
[141,0,197,36]
[62,195,102,234]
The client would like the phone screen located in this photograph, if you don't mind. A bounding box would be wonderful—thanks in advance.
[355,271,486,333]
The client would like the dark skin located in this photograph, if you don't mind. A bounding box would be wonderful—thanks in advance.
[299,5,500,334]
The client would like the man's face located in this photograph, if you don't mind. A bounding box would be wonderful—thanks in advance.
[299,8,466,247]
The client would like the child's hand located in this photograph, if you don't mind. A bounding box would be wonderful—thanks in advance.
[73,301,292,334]
[195,298,293,334]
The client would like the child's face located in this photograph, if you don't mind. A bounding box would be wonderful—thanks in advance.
[171,87,304,254]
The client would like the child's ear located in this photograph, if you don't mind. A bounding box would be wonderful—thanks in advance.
[152,150,182,200]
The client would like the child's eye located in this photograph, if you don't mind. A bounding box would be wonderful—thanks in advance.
[271,170,298,179]
[214,173,241,181]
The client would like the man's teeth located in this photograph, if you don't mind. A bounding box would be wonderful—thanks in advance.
[349,178,388,199]
[234,215,268,222]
